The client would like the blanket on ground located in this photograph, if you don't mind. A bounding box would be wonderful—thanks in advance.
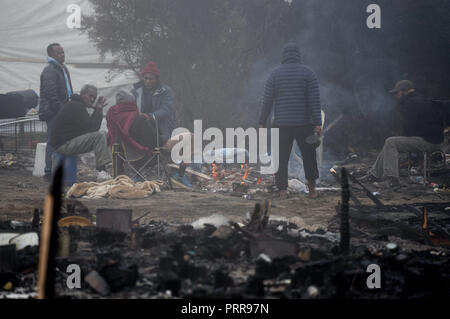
[67,175,163,199]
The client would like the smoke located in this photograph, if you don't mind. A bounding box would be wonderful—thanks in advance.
[191,214,230,230]
[238,0,411,157]
[231,0,416,182]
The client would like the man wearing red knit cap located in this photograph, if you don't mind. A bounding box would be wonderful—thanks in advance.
[130,61,193,188]
[131,61,176,147]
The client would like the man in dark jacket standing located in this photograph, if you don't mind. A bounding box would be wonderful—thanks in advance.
[259,43,322,199]
[364,80,446,187]
[131,61,176,147]
[50,84,111,174]
[39,43,73,180]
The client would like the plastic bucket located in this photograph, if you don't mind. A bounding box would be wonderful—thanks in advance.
[32,142,47,177]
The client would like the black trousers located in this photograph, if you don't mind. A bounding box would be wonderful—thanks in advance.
[276,125,319,190]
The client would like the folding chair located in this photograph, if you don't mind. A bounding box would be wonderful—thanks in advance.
[112,119,172,189]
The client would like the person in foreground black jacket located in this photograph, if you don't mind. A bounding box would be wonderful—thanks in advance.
[50,84,112,173]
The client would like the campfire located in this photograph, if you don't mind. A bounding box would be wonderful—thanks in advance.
[240,164,249,185]
[193,163,273,195]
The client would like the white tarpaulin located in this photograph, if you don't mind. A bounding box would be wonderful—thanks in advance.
[0,0,138,100]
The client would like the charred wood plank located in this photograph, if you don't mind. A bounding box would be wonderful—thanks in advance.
[340,168,350,254]
[167,163,212,180]
[349,210,428,242]
[230,222,256,239]
[347,172,384,208]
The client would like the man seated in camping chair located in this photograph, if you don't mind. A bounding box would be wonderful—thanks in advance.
[106,89,193,188]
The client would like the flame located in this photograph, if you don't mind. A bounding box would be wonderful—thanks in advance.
[211,163,218,181]
[422,207,450,247]
[241,164,249,185]
[423,207,428,230]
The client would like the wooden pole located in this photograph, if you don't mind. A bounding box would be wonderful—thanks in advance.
[340,167,350,254]
[37,165,63,299]
[330,168,362,207]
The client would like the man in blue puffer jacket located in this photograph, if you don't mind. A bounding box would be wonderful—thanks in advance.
[259,43,322,199]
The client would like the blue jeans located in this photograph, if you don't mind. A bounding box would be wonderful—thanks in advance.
[44,117,55,176]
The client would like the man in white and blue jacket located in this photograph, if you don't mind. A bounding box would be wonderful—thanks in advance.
[39,43,73,180]
[259,43,322,199]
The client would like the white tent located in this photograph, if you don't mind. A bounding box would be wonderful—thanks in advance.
[0,0,138,103]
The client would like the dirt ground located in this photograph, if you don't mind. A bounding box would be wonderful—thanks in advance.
[1,152,448,231]
[2,152,450,299]
[0,167,338,226]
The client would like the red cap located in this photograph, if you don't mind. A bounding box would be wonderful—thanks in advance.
[141,61,160,76]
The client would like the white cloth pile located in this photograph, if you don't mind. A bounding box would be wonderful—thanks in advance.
[66,175,163,199]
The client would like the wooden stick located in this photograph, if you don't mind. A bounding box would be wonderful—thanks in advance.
[167,163,212,180]
[340,168,350,254]
[37,194,53,299]
[229,222,256,239]
[347,172,384,208]
[262,200,272,229]
[406,205,450,237]
[37,165,63,299]
[132,210,152,224]
[330,168,362,206]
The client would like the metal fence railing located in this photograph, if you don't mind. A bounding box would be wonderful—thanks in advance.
[0,116,47,154]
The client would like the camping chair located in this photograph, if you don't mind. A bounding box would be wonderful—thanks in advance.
[111,119,173,189]
[407,128,450,184]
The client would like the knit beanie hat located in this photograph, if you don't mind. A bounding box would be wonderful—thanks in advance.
[141,61,160,76]
[115,90,135,104]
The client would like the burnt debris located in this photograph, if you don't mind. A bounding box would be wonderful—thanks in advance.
[1,203,450,298]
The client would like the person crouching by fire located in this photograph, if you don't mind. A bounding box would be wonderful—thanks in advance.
[259,43,322,199]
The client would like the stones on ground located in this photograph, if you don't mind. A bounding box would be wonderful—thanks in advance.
[85,270,110,296]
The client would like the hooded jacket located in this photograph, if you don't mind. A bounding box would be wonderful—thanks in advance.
[259,43,322,127]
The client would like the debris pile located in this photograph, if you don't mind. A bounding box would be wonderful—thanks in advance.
[0,153,16,168]
[1,200,450,299]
